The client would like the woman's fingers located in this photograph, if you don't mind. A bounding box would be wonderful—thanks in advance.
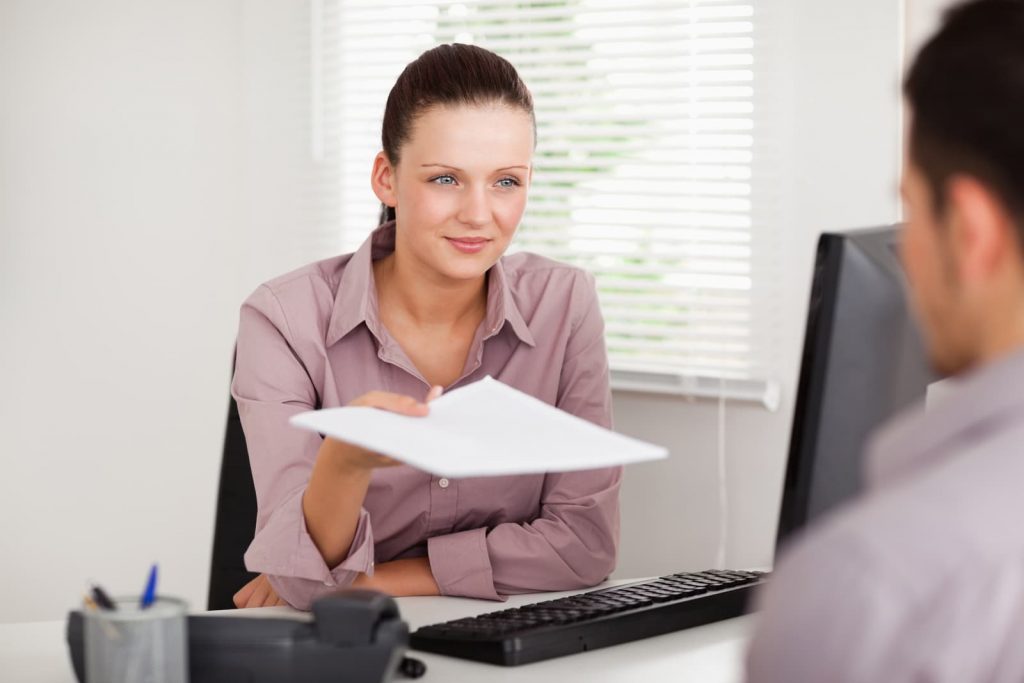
[233,574,283,608]
[232,575,261,608]
[333,388,443,470]
[353,386,444,414]
[352,391,429,416]
[247,576,272,608]
[261,581,283,607]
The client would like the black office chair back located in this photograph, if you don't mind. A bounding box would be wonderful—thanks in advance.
[207,393,260,610]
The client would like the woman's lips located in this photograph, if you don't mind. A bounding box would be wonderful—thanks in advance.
[445,237,490,254]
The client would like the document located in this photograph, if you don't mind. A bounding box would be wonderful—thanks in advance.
[290,376,668,478]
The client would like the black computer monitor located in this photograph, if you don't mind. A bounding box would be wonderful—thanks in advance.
[774,225,939,548]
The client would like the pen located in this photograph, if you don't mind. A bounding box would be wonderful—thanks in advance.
[140,563,158,609]
[90,584,117,611]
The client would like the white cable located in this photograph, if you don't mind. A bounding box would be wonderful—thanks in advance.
[715,377,728,568]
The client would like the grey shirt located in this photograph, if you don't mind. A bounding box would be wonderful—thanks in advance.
[747,348,1024,683]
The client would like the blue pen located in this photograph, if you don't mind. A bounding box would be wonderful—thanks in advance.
[140,563,158,609]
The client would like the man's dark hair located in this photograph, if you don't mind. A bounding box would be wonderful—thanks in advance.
[904,0,1024,230]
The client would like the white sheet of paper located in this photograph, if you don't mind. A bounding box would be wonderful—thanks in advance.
[289,376,668,478]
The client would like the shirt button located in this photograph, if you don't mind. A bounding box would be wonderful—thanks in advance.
[438,478,450,489]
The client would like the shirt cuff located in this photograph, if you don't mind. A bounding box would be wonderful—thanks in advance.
[428,528,504,601]
[302,506,376,586]
[245,492,375,587]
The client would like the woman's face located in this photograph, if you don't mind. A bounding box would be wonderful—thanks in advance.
[372,103,534,282]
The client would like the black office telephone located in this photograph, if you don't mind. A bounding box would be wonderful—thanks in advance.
[66,589,409,683]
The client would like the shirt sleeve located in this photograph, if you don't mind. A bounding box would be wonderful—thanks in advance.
[427,271,622,601]
[232,284,375,610]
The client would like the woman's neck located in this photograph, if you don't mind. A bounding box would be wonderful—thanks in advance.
[373,250,487,329]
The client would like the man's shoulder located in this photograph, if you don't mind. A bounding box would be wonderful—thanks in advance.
[768,433,1024,614]
[749,411,1024,682]
[750,461,1024,682]
[870,419,1024,561]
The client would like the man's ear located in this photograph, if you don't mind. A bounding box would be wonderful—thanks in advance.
[946,175,1016,284]
[371,151,398,209]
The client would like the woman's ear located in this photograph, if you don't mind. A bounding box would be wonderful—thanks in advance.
[371,151,398,209]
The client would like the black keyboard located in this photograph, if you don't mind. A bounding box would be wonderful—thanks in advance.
[410,569,767,666]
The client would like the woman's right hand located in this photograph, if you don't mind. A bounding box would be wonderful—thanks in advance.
[323,386,443,471]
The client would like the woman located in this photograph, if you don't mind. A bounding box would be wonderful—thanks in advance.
[232,44,621,610]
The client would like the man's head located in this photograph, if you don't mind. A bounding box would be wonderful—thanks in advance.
[901,0,1024,375]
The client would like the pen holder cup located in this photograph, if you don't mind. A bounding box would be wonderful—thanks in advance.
[84,596,189,683]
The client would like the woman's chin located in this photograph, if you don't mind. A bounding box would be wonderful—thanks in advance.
[440,264,491,282]
[431,254,495,282]
[428,245,502,281]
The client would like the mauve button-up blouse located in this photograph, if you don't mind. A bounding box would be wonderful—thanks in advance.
[231,221,622,610]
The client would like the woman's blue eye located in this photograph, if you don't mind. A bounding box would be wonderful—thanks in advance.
[432,175,457,185]
[497,177,520,188]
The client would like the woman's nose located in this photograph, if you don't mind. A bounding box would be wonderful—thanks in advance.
[457,186,490,227]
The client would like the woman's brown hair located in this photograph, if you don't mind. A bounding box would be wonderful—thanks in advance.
[377,43,535,225]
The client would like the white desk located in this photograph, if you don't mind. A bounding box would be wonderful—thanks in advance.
[0,580,753,682]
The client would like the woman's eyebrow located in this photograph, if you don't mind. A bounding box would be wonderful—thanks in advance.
[420,163,529,172]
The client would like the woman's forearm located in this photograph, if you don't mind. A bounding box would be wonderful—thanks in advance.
[355,557,440,597]
[300,391,435,570]
[302,439,374,568]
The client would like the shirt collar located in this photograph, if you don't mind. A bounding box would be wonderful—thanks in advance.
[326,221,536,348]
[867,346,1024,486]
[325,222,386,347]
[482,256,536,347]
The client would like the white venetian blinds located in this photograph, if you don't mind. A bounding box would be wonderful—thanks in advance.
[328,0,777,398]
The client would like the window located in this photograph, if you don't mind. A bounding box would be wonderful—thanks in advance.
[319,0,779,406]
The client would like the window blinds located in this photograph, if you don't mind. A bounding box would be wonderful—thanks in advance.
[325,0,778,404]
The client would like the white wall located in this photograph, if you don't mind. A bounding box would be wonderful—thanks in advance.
[1,0,904,623]
[0,0,323,623]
